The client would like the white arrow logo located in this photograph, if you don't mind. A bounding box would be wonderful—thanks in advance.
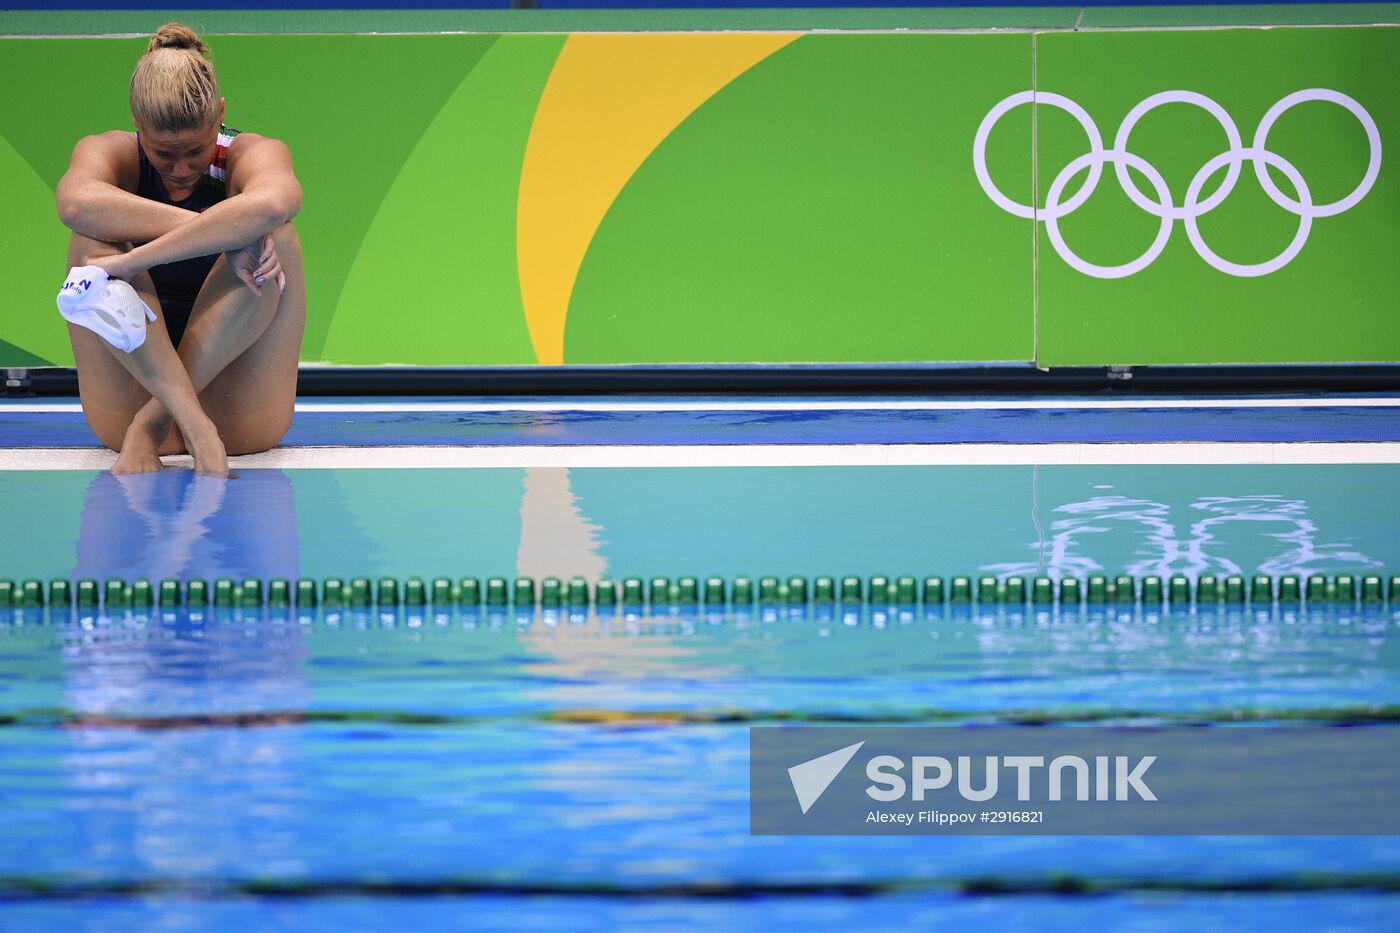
[787,741,865,814]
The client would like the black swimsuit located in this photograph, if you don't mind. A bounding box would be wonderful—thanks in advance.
[133,126,238,347]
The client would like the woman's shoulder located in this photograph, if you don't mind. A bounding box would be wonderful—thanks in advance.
[66,131,140,188]
[225,130,288,154]
[74,130,139,160]
[225,131,297,176]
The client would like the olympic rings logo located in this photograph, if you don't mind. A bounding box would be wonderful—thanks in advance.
[973,90,1382,278]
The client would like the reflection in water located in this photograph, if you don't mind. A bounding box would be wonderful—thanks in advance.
[8,465,1393,896]
[516,467,607,584]
[515,468,726,854]
[60,617,309,879]
[986,493,1382,582]
[1196,496,1383,578]
[59,469,309,879]
[514,466,711,689]
[74,469,301,584]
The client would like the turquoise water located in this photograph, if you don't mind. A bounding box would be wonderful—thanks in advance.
[5,465,1398,584]
[1,465,1398,928]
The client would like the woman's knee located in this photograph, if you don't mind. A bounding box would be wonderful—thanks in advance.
[83,409,132,453]
[220,408,294,456]
[270,222,302,265]
[67,231,128,268]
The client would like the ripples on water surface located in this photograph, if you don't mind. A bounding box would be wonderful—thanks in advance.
[1,465,1398,928]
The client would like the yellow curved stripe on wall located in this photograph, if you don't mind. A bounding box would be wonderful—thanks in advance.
[518,33,799,365]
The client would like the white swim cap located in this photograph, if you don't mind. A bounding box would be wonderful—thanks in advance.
[57,266,157,353]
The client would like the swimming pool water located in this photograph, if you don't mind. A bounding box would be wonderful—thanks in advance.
[2,464,1397,928]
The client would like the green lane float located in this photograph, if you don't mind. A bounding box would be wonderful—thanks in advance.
[376,577,399,607]
[298,578,319,608]
[131,579,153,609]
[49,579,72,608]
[569,576,591,608]
[5,571,1396,616]
[239,579,263,608]
[269,579,292,608]
[595,578,618,607]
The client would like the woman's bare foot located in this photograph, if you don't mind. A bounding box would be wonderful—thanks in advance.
[111,423,164,474]
[183,420,230,477]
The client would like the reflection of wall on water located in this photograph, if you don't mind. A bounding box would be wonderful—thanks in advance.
[517,467,607,583]
[73,469,301,583]
[515,465,716,701]
[986,493,1383,581]
[1192,496,1383,578]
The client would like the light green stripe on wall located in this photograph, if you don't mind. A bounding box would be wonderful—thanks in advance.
[0,131,68,365]
[324,36,563,365]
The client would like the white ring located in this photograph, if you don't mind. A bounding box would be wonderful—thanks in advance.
[1044,150,1175,279]
[974,87,1380,278]
[1252,88,1382,218]
[1112,90,1244,219]
[1184,148,1313,278]
[973,91,1104,221]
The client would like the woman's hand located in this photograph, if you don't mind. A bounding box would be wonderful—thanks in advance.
[86,252,137,283]
[229,235,285,297]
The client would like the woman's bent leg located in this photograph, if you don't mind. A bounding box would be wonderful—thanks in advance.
[66,231,227,475]
[184,222,306,455]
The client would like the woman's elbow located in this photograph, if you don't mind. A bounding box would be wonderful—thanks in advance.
[259,193,300,229]
[55,188,85,231]
[279,184,303,224]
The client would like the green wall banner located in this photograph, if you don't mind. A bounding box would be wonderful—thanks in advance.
[0,20,1395,369]
[1029,28,1398,365]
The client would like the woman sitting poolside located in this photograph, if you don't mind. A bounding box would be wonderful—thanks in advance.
[56,22,305,477]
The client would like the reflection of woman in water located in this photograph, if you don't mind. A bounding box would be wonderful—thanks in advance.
[74,468,301,585]
[56,23,305,477]
[63,466,308,877]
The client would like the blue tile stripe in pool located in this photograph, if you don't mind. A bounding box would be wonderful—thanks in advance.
[4,400,1400,447]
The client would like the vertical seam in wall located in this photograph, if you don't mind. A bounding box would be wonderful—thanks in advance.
[1031,30,1040,369]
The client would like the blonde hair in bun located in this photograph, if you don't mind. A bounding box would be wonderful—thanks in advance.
[130,23,220,133]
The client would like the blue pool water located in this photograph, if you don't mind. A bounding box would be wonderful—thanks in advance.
[2,463,1398,928]
[5,464,1399,584]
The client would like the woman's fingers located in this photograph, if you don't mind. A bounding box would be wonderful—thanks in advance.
[231,236,285,295]
[255,258,281,287]
[253,245,281,287]
[240,267,263,296]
